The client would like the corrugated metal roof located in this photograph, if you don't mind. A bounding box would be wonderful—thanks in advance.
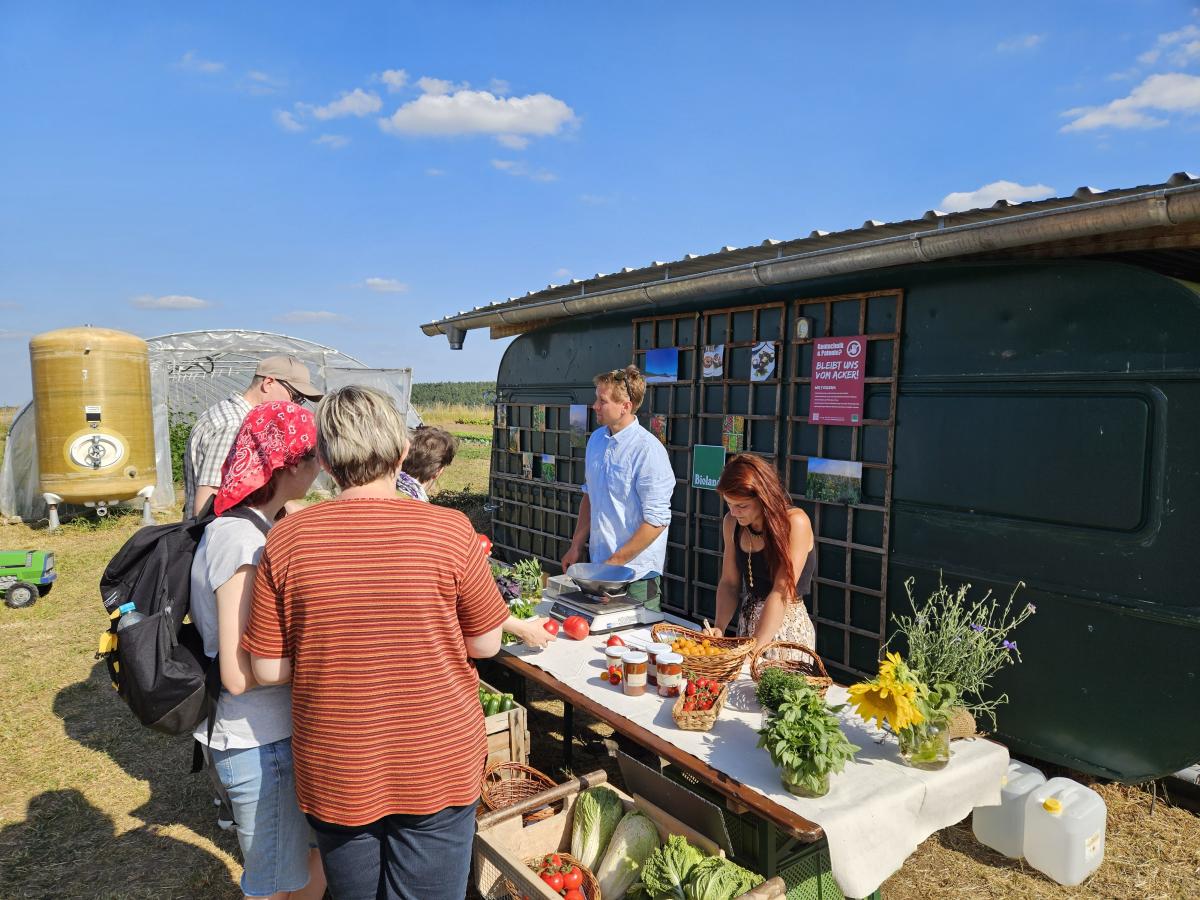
[423,171,1199,335]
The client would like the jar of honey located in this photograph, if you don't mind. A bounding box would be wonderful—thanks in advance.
[622,651,649,697]
[645,642,671,686]
[655,652,684,697]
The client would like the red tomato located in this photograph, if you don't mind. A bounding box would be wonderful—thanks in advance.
[561,866,583,890]
[609,671,622,685]
[476,533,492,555]
[548,853,562,869]
[562,615,590,640]
[540,871,564,892]
[543,619,561,636]
[685,682,697,696]
[606,634,625,647]
[563,891,586,900]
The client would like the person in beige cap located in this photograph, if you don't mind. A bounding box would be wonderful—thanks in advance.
[183,355,323,518]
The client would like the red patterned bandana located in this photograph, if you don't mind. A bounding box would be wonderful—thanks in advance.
[214,401,316,515]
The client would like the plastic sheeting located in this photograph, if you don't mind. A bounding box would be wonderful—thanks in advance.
[1,329,418,522]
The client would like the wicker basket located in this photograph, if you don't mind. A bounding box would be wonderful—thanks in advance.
[651,623,755,683]
[671,682,730,731]
[503,852,599,900]
[749,641,833,699]
[947,705,978,740]
[480,762,559,824]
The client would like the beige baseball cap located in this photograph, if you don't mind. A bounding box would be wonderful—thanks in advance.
[254,355,323,400]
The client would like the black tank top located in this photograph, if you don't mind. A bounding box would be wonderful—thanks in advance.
[734,522,816,602]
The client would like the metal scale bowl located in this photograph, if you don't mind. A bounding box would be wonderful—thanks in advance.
[548,563,666,633]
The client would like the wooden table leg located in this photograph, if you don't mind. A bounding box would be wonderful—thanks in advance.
[563,701,574,766]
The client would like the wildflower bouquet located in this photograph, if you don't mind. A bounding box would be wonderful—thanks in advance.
[889,574,1035,731]
[848,651,959,769]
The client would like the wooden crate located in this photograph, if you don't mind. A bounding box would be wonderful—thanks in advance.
[474,770,785,900]
[481,679,529,767]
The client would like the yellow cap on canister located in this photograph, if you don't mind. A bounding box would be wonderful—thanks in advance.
[1042,797,1063,814]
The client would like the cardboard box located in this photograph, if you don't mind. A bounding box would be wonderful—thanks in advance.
[481,679,530,768]
[474,770,785,899]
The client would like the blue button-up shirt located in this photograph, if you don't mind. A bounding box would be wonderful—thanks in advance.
[581,420,675,580]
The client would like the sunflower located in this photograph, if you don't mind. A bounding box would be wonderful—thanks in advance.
[848,653,926,732]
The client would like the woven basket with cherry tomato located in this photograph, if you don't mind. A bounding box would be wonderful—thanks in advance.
[507,851,598,900]
[671,677,729,731]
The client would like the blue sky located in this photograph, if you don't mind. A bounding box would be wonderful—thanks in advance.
[1,1,1197,404]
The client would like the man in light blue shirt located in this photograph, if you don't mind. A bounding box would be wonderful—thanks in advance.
[561,366,676,610]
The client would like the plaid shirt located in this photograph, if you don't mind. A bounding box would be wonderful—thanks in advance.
[183,392,252,517]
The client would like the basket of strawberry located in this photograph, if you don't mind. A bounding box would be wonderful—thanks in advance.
[671,677,729,731]
[509,851,598,900]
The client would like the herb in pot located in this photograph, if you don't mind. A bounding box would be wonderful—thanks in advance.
[755,667,813,712]
[758,684,859,798]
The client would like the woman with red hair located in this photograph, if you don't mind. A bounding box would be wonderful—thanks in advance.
[703,454,816,650]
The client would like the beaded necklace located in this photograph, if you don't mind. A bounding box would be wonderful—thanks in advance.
[744,523,763,590]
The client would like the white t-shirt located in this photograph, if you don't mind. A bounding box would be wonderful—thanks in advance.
[189,510,293,750]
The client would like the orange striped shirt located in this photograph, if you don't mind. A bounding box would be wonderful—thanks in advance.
[242,497,509,825]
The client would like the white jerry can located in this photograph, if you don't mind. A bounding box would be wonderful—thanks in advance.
[1023,777,1107,886]
[972,759,1046,858]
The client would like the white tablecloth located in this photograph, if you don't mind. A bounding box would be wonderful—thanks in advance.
[504,616,1007,899]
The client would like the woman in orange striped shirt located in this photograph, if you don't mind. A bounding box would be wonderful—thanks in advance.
[244,386,508,900]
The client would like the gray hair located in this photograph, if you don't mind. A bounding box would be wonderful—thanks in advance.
[316,385,410,489]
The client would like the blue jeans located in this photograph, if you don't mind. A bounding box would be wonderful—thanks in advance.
[307,801,477,900]
[210,738,314,897]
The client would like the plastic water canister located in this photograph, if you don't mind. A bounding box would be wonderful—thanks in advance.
[972,759,1046,858]
[115,602,145,631]
[1023,777,1106,886]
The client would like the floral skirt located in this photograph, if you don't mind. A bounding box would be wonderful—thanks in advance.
[736,594,816,648]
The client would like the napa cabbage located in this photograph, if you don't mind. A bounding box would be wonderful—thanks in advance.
[569,785,624,871]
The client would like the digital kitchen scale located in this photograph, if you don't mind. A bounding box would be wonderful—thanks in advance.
[547,587,665,634]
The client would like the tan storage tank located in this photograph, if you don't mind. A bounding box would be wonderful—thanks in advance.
[30,326,157,516]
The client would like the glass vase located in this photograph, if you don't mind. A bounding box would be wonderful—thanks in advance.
[898,718,951,770]
[781,769,830,798]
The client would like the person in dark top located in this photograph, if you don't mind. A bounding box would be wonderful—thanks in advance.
[704,454,817,649]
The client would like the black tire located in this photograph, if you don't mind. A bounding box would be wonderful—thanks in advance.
[37,583,53,597]
[4,582,38,609]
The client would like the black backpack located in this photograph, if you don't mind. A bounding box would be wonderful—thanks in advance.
[98,500,269,739]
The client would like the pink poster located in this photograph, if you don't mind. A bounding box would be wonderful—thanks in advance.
[809,335,867,426]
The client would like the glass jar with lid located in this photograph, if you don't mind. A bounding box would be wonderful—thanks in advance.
[622,651,649,697]
[655,651,684,697]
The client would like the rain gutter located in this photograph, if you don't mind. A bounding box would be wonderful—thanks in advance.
[422,183,1200,347]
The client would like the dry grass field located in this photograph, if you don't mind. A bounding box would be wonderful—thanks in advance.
[0,409,1197,897]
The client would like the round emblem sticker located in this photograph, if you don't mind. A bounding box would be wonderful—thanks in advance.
[847,339,863,357]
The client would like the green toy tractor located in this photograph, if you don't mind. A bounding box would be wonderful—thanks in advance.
[0,550,57,608]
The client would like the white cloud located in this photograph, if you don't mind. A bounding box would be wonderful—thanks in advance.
[380,89,577,138]
[177,50,224,74]
[491,159,557,182]
[314,134,350,149]
[277,310,347,324]
[245,70,287,95]
[496,133,530,150]
[378,69,409,92]
[130,294,213,310]
[425,168,446,177]
[0,329,31,341]
[1061,72,1200,132]
[939,180,1056,212]
[579,193,613,205]
[274,109,305,132]
[307,88,382,120]
[997,34,1045,53]
[553,267,571,279]
[489,78,511,96]
[363,277,409,293]
[416,76,467,96]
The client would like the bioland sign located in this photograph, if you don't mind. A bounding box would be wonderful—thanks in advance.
[691,444,726,490]
[809,335,866,426]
